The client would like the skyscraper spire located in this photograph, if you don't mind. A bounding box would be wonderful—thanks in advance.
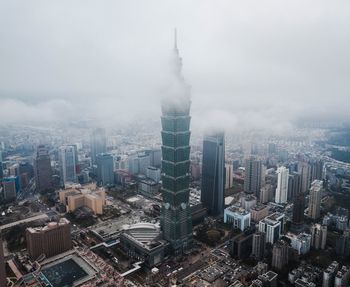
[174,28,177,50]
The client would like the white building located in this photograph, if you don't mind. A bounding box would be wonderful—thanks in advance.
[275,166,289,204]
[258,212,285,244]
[286,232,311,255]
[224,206,251,231]
[225,162,233,189]
[146,166,161,182]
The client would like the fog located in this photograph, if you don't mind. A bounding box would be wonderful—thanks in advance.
[0,0,349,134]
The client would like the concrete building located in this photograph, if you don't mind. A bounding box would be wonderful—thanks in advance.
[59,145,77,185]
[138,177,158,197]
[33,145,53,193]
[335,266,350,287]
[146,166,161,182]
[59,184,106,215]
[244,157,263,199]
[96,153,114,186]
[225,162,233,189]
[288,172,302,201]
[308,180,323,220]
[241,194,257,211]
[0,235,6,287]
[26,218,72,260]
[275,166,289,204]
[311,224,327,250]
[3,178,17,200]
[293,191,305,226]
[286,232,311,255]
[260,184,273,204]
[201,133,225,216]
[258,212,285,244]
[230,231,253,260]
[251,203,269,222]
[252,231,266,260]
[323,261,340,287]
[272,240,289,270]
[299,162,311,193]
[224,206,251,231]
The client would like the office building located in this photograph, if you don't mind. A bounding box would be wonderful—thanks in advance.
[160,34,192,255]
[293,192,305,226]
[275,166,289,204]
[323,261,340,287]
[90,128,107,165]
[260,184,273,204]
[59,184,106,215]
[96,153,114,186]
[288,172,302,201]
[33,145,53,193]
[335,266,350,287]
[308,180,323,220]
[252,231,266,260]
[311,224,327,250]
[241,194,257,211]
[224,206,251,231]
[3,178,17,200]
[26,218,72,260]
[310,159,323,182]
[336,230,350,256]
[244,157,263,198]
[146,166,161,182]
[258,213,285,244]
[225,162,233,189]
[230,232,253,260]
[59,145,77,185]
[0,235,6,287]
[272,240,289,270]
[298,162,311,193]
[251,203,269,222]
[286,232,311,255]
[201,133,225,216]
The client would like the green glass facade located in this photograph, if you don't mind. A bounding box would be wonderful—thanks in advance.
[160,94,193,254]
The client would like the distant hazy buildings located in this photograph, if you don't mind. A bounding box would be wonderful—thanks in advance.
[201,133,225,216]
[33,145,53,193]
[308,180,323,220]
[275,166,289,204]
[96,153,114,186]
[26,218,72,260]
[244,157,263,199]
[225,162,233,189]
[90,128,107,165]
[160,35,192,255]
[299,161,311,193]
[59,145,77,185]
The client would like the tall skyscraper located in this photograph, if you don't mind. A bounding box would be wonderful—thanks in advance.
[292,192,305,226]
[201,133,225,216]
[59,145,77,185]
[288,172,302,201]
[298,161,311,193]
[90,128,107,165]
[252,231,266,260]
[225,162,233,189]
[244,157,263,199]
[96,153,114,186]
[272,240,289,270]
[0,234,6,287]
[310,159,323,182]
[160,31,192,255]
[275,166,289,204]
[33,145,53,193]
[308,180,323,220]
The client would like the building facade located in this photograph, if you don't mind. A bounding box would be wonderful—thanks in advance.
[275,166,289,204]
[244,157,263,199]
[33,145,53,193]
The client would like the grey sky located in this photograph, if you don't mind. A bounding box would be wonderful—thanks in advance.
[0,0,349,133]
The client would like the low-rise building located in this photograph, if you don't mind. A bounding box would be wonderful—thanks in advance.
[224,206,251,231]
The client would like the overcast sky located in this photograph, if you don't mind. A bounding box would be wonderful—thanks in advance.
[0,0,349,133]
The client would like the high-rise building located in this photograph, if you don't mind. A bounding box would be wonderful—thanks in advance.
[275,166,289,204]
[308,180,323,220]
[288,172,302,201]
[260,184,273,204]
[310,159,323,182]
[323,261,340,287]
[90,128,107,165]
[33,145,53,193]
[26,218,72,260]
[96,153,114,186]
[293,192,305,226]
[272,240,289,270]
[201,133,225,216]
[59,145,77,185]
[225,162,233,189]
[244,157,263,198]
[230,232,253,260]
[258,212,285,244]
[224,206,251,231]
[160,33,192,255]
[252,231,266,260]
[311,223,327,250]
[0,234,6,287]
[298,161,311,193]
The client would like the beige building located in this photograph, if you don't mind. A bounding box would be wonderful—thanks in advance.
[251,203,269,222]
[308,180,323,220]
[26,218,72,260]
[59,183,106,215]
